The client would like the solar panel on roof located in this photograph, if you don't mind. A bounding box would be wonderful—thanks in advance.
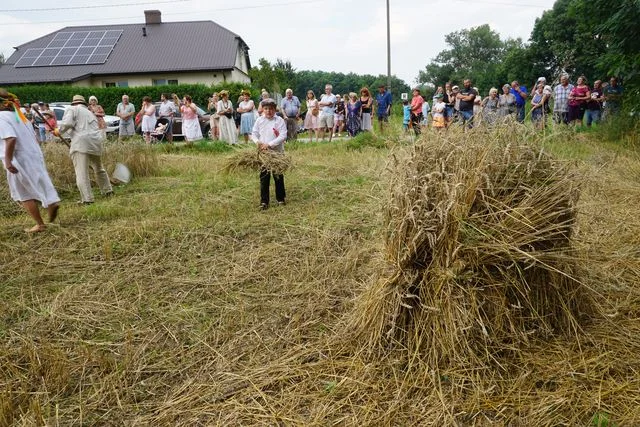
[14,30,122,68]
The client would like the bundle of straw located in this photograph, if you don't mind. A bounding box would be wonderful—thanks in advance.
[223,148,291,175]
[349,133,592,369]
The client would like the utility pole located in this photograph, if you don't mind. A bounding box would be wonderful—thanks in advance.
[386,0,391,91]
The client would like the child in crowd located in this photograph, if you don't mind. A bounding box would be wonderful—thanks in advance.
[431,93,446,130]
[402,100,411,132]
[421,99,431,131]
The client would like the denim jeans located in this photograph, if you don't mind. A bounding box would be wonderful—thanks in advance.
[459,110,474,128]
[516,105,525,123]
[585,109,601,126]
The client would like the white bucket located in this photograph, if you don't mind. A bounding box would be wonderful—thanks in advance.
[112,162,131,184]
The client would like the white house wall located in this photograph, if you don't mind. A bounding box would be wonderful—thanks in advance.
[72,69,250,87]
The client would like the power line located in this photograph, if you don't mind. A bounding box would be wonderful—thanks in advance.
[0,0,323,14]
[0,0,187,13]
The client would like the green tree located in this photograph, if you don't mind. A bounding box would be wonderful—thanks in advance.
[417,25,511,92]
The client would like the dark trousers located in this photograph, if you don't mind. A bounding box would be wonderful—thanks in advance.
[260,170,286,204]
[285,117,298,141]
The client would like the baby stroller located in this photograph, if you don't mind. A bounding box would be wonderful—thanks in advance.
[150,118,171,143]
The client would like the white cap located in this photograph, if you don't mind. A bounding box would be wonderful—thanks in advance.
[537,76,546,83]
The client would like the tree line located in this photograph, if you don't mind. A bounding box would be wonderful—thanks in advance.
[249,58,411,101]
[417,0,639,111]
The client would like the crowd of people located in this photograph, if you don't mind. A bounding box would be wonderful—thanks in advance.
[410,75,624,132]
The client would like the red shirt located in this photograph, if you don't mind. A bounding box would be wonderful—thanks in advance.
[411,95,424,115]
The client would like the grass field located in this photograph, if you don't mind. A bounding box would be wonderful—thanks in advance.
[1,122,640,425]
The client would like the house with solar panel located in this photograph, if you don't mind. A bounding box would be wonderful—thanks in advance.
[0,10,251,88]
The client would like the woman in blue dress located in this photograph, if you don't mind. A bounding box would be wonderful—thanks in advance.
[346,92,362,137]
[238,90,256,143]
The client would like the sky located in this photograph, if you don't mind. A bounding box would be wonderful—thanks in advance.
[0,0,557,86]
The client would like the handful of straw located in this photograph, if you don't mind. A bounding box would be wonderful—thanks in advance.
[223,148,291,175]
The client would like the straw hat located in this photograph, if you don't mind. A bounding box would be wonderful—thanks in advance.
[219,90,229,97]
[71,94,87,105]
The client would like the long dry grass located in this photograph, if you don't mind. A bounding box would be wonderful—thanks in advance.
[1,125,640,425]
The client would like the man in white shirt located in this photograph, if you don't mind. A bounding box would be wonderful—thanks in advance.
[251,98,287,210]
[56,95,113,205]
[318,84,337,142]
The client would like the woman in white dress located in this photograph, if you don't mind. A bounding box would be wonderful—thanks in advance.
[217,90,237,144]
[237,90,256,143]
[0,89,60,233]
[140,96,157,144]
[180,95,203,144]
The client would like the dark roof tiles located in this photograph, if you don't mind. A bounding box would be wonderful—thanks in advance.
[0,20,248,84]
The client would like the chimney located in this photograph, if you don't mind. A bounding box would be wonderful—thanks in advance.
[144,10,161,25]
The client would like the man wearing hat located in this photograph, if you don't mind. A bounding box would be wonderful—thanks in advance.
[251,98,287,210]
[55,95,113,205]
[0,88,60,233]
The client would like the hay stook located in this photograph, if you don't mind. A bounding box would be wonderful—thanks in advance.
[350,134,593,369]
[223,148,291,175]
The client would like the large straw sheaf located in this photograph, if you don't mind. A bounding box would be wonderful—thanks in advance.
[223,148,291,175]
[348,131,593,369]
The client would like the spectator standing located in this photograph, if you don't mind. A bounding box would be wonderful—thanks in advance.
[345,92,362,137]
[31,103,46,143]
[375,84,392,134]
[473,88,482,124]
[257,91,270,116]
[280,88,301,141]
[431,93,446,130]
[303,90,319,142]
[567,76,591,126]
[510,81,528,123]
[180,95,203,144]
[443,82,454,126]
[603,77,623,120]
[482,88,499,125]
[0,89,60,233]
[553,74,574,125]
[318,84,337,142]
[43,110,57,141]
[359,87,373,132]
[140,96,157,144]
[159,93,177,143]
[333,94,345,137]
[87,96,106,138]
[410,88,424,135]
[251,98,287,210]
[586,80,604,127]
[530,81,551,130]
[238,90,256,143]
[498,84,517,120]
[456,79,477,128]
[116,95,136,141]
[451,85,461,121]
[56,95,112,205]
[217,90,237,145]
[421,97,431,131]
[402,100,411,132]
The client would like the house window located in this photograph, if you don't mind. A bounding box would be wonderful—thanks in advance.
[153,79,178,86]
[104,81,128,87]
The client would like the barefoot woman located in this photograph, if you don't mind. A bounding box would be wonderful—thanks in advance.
[0,89,60,232]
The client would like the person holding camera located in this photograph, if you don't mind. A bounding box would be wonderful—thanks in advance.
[217,90,237,144]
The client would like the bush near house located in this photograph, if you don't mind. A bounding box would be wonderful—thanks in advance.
[5,83,260,114]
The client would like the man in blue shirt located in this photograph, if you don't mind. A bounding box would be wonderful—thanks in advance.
[510,80,528,123]
[280,88,301,141]
[375,84,392,134]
